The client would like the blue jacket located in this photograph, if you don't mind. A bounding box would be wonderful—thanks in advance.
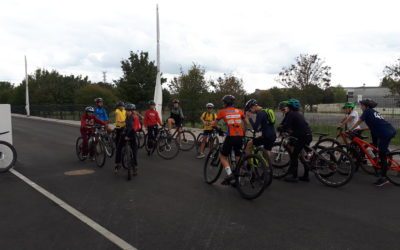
[94,107,109,122]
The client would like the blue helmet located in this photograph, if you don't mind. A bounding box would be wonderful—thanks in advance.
[287,98,301,110]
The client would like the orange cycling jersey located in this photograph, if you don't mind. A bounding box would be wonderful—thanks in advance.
[217,107,245,136]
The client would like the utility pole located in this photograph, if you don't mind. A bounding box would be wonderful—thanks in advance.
[25,56,30,116]
[102,71,107,83]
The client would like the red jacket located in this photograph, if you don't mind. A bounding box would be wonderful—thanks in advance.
[144,109,161,127]
[81,113,106,128]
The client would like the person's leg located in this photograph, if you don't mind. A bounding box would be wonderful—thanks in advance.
[80,128,89,156]
[220,137,235,184]
[378,136,391,178]
[285,139,303,181]
[167,118,174,130]
[300,134,313,179]
[114,129,124,166]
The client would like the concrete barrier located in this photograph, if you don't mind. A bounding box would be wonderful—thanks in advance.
[0,104,13,144]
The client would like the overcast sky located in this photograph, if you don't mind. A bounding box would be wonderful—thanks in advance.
[1,0,400,92]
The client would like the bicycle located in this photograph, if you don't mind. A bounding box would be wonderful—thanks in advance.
[196,127,224,154]
[0,131,17,173]
[98,126,115,158]
[75,125,107,167]
[170,122,196,151]
[135,129,146,149]
[270,133,355,187]
[340,130,400,185]
[121,139,137,181]
[203,133,272,200]
[144,124,180,160]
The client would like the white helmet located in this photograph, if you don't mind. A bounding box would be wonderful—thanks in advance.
[206,103,214,108]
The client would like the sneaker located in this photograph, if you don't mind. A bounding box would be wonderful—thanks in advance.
[299,176,310,182]
[82,154,88,159]
[374,177,389,187]
[221,174,235,185]
[196,153,205,159]
[132,167,138,176]
[284,176,298,183]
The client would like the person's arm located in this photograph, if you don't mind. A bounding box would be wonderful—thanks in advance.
[94,116,107,126]
[81,115,86,128]
[339,115,354,127]
[349,119,363,131]
[104,108,109,122]
[180,108,184,119]
[200,113,206,125]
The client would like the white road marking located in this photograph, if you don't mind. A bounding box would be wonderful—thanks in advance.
[10,169,137,250]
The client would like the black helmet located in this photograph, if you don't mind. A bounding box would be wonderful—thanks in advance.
[94,97,103,103]
[172,99,179,104]
[116,101,125,108]
[359,99,377,108]
[148,100,156,105]
[222,95,235,106]
[245,99,257,111]
[125,103,136,111]
[85,106,95,113]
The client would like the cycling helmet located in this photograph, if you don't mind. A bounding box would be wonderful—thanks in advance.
[206,103,214,108]
[125,103,136,111]
[342,102,356,109]
[116,101,125,108]
[148,100,156,105]
[287,98,301,110]
[245,99,257,111]
[222,95,235,106]
[172,99,179,104]
[278,101,289,110]
[359,99,377,108]
[94,97,103,103]
[85,106,95,113]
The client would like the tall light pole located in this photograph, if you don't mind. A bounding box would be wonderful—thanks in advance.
[154,4,163,120]
[25,55,30,116]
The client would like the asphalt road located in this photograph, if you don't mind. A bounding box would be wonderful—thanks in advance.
[1,117,400,250]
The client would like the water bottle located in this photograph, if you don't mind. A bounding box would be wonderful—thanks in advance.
[366,147,375,159]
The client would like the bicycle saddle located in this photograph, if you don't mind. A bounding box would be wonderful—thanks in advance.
[0,131,10,135]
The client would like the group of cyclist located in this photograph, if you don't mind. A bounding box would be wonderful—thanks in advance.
[80,93,396,187]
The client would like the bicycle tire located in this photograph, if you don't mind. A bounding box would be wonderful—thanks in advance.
[144,133,156,156]
[313,138,341,151]
[235,154,271,200]
[386,151,400,186]
[157,135,180,160]
[254,147,273,187]
[270,142,290,178]
[0,141,17,173]
[177,130,196,151]
[75,137,86,162]
[95,141,106,168]
[313,147,354,187]
[103,136,114,158]
[203,147,223,184]
[121,144,134,181]
[136,130,146,149]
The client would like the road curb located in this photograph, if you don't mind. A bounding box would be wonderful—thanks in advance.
[12,114,80,128]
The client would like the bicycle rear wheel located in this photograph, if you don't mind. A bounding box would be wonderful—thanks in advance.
[203,147,223,184]
[136,130,146,149]
[0,141,17,173]
[314,138,341,151]
[386,151,400,186]
[177,130,196,151]
[235,154,271,200]
[157,135,180,160]
[313,147,354,187]
[95,141,106,168]
[75,137,86,161]
[270,142,290,178]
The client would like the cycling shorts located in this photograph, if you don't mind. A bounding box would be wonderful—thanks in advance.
[221,136,243,157]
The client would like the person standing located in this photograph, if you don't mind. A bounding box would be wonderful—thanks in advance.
[197,103,217,159]
[144,100,163,154]
[114,101,126,170]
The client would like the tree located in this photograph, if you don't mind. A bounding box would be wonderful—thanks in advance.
[169,64,210,125]
[115,51,166,104]
[74,84,118,107]
[211,74,246,107]
[0,81,14,104]
[278,54,331,90]
[248,89,275,108]
[331,86,347,103]
[268,87,289,108]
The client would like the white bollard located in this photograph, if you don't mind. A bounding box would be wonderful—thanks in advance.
[0,104,13,144]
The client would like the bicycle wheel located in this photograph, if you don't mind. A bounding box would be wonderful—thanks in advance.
[196,133,204,153]
[103,136,114,158]
[75,137,86,161]
[235,154,271,200]
[121,144,134,180]
[95,141,106,168]
[203,147,223,184]
[386,151,400,186]
[136,130,146,149]
[157,134,180,160]
[254,148,273,187]
[209,136,220,151]
[314,138,341,151]
[313,147,354,187]
[270,142,290,178]
[0,141,17,173]
[177,130,196,151]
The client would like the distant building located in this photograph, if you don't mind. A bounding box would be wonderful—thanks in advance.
[344,86,398,107]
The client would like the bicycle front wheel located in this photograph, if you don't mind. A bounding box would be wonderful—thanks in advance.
[157,135,180,160]
[386,151,400,186]
[121,145,134,180]
[136,130,146,149]
[203,147,223,184]
[313,147,354,187]
[95,141,106,168]
[270,142,290,178]
[0,141,17,173]
[177,130,196,151]
[236,154,271,200]
[103,137,114,158]
[75,137,86,161]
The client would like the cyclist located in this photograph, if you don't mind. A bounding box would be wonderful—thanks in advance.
[278,99,313,182]
[244,99,276,165]
[278,101,289,126]
[349,99,397,186]
[144,100,162,154]
[212,95,245,185]
[114,101,126,170]
[80,106,107,159]
[168,99,184,131]
[115,103,138,175]
[94,97,109,122]
[339,102,360,131]
[197,103,217,159]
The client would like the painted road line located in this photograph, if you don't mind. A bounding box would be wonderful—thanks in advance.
[10,169,137,250]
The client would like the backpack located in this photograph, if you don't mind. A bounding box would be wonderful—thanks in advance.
[262,108,276,125]
[201,112,216,122]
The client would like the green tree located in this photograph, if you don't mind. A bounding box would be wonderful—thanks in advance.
[169,64,210,125]
[0,81,14,104]
[268,87,290,108]
[278,54,331,90]
[211,74,246,107]
[115,51,166,104]
[248,89,275,108]
[382,58,400,95]
[74,84,118,107]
